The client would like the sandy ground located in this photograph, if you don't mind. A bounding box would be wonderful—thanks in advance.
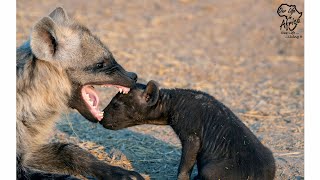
[17,0,304,179]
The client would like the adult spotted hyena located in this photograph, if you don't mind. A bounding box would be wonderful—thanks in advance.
[16,7,144,180]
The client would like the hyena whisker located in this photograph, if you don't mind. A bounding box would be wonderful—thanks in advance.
[65,114,81,141]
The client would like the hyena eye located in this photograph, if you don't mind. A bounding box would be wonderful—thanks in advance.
[96,62,104,68]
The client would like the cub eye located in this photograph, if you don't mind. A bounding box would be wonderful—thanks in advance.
[96,62,104,68]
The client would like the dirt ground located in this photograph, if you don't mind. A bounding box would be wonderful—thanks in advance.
[17,0,304,179]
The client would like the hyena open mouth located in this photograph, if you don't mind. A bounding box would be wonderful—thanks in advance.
[81,85,130,121]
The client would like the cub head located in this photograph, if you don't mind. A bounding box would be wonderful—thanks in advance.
[100,80,160,130]
[30,7,137,122]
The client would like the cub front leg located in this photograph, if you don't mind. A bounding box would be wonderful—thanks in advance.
[178,135,200,180]
[24,142,144,180]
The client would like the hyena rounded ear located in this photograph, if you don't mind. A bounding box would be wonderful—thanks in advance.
[30,17,58,61]
[48,7,70,24]
[143,80,160,106]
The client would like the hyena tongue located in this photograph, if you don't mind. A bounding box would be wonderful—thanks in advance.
[81,85,103,121]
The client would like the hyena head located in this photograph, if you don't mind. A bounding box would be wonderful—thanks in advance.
[30,7,137,122]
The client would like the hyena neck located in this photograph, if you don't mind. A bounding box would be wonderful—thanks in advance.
[155,89,202,126]
[16,40,72,123]
[149,89,183,125]
[16,40,33,75]
[143,89,170,125]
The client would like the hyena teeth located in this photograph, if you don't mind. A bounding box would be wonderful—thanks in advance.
[119,88,123,93]
[125,88,130,94]
[123,88,129,94]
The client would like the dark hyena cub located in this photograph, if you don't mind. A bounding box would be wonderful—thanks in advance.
[100,81,276,180]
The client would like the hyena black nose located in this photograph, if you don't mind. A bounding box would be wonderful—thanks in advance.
[128,72,138,82]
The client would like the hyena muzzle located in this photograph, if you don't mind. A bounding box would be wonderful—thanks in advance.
[16,7,144,180]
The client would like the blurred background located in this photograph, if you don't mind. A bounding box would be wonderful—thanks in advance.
[17,0,304,179]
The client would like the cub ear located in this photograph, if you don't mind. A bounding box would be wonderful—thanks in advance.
[142,80,160,106]
[30,17,58,61]
[48,7,69,24]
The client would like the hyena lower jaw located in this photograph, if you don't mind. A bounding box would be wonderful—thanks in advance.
[81,84,130,121]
